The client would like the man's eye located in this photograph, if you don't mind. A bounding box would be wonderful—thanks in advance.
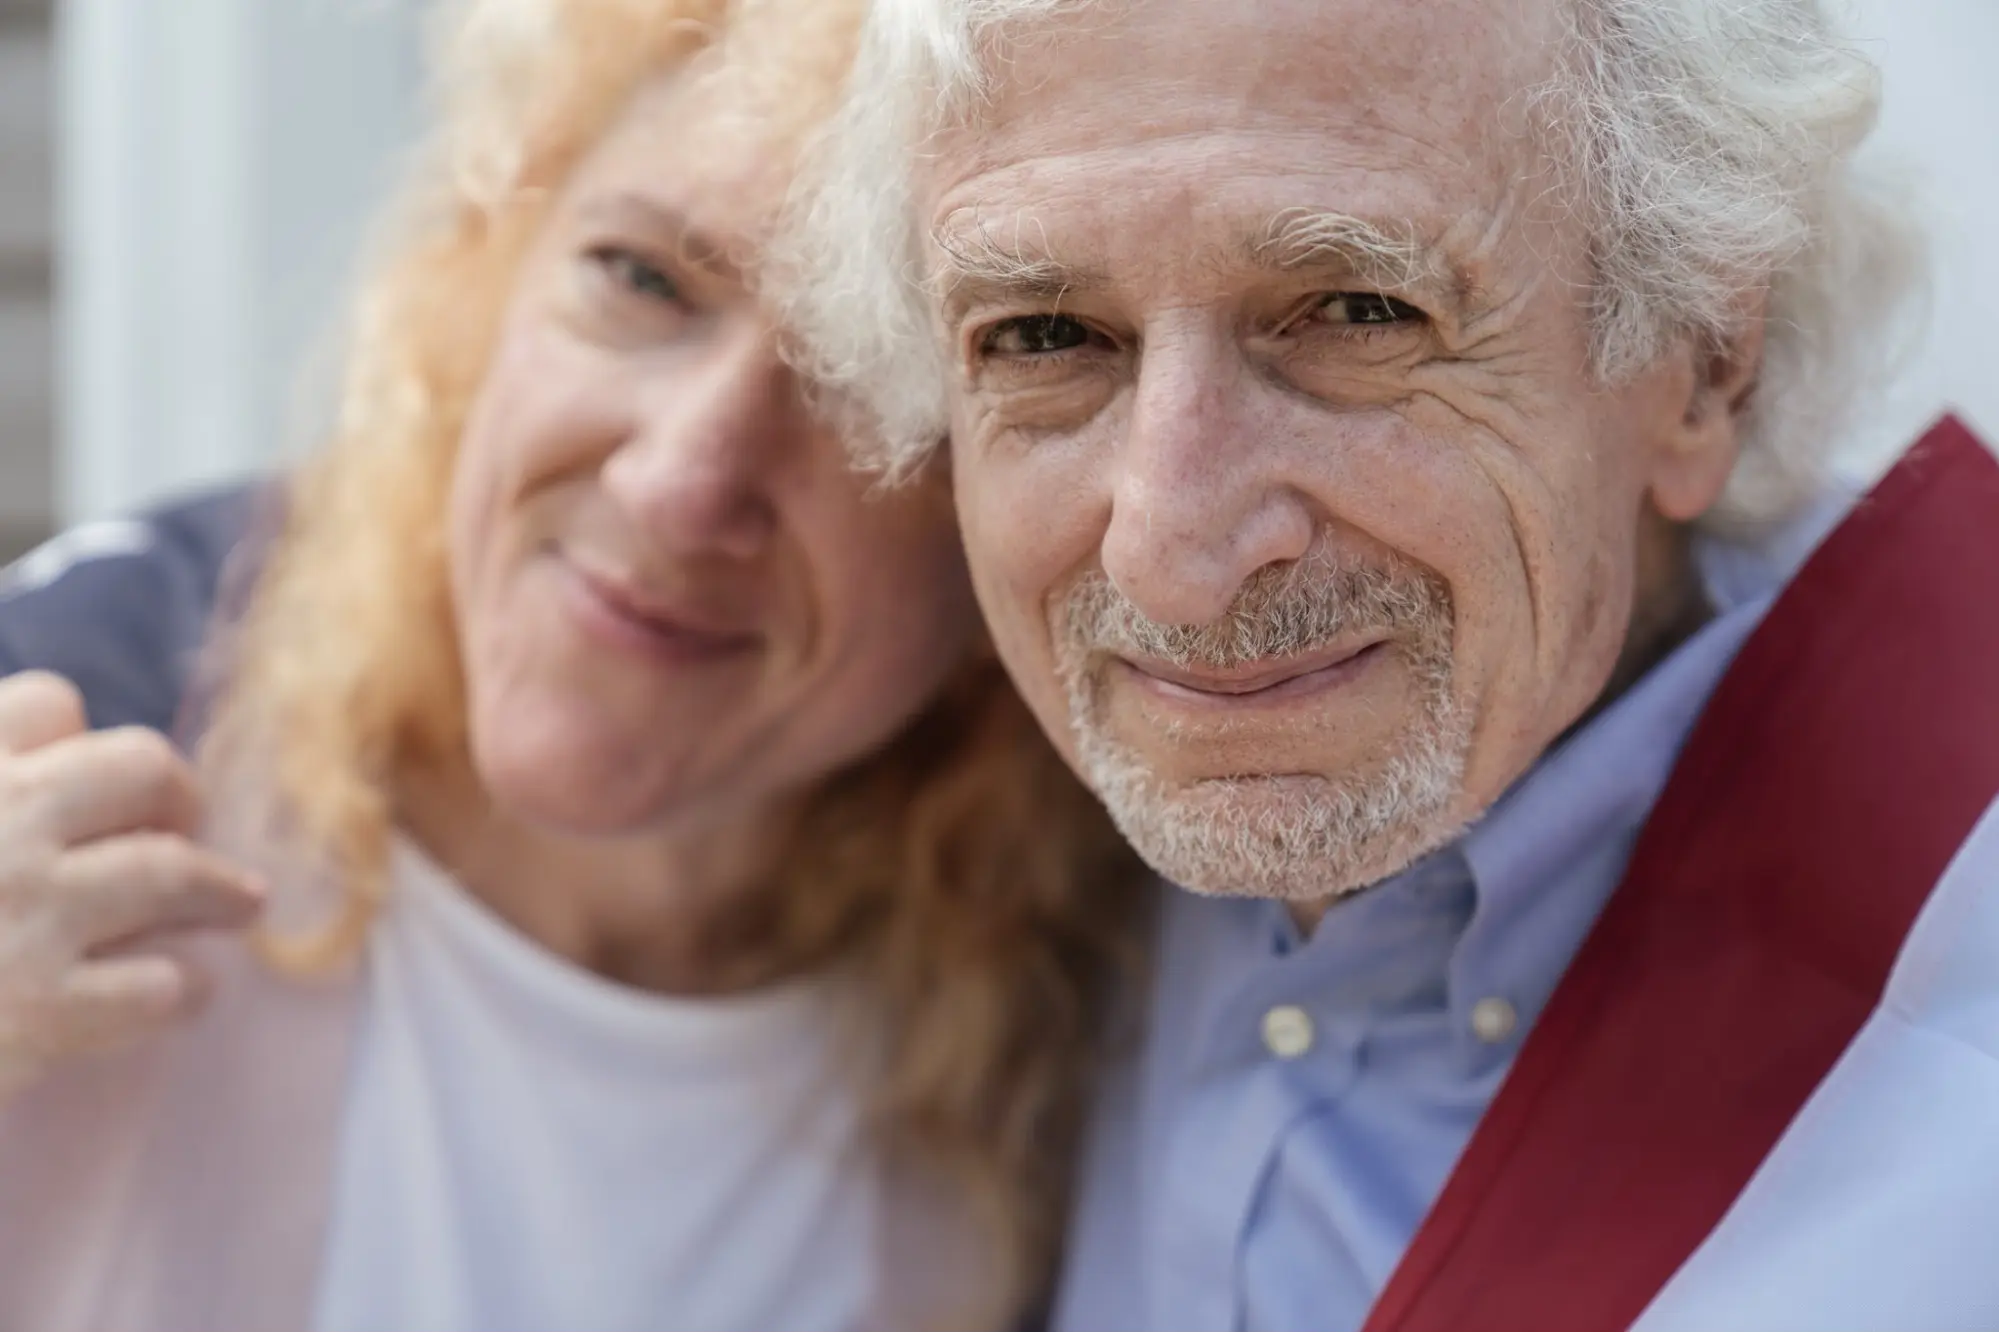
[981,314,1096,355]
[590,246,681,305]
[1312,293,1425,326]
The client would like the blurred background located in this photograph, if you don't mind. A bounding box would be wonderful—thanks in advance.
[0,0,422,560]
[0,0,1993,562]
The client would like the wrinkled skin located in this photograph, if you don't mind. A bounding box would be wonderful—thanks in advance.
[923,0,1762,915]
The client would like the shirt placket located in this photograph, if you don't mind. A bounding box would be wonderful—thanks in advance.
[1150,971,1364,1329]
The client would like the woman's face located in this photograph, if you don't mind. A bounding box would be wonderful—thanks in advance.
[448,77,980,837]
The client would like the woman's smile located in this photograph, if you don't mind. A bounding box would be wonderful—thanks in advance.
[554,550,765,668]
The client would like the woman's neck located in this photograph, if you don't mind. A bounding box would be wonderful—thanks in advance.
[395,754,811,996]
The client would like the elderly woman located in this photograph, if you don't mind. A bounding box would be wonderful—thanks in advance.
[0,1,1141,1327]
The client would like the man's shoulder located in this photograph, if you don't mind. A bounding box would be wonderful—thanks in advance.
[0,478,277,733]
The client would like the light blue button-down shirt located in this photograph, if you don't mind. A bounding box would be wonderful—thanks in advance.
[1055,511,1842,1332]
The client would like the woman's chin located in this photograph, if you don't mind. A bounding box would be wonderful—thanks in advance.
[469,721,692,840]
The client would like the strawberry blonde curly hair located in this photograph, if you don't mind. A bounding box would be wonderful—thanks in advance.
[195,0,1147,1322]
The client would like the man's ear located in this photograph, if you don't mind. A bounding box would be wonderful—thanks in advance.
[1649,294,1768,523]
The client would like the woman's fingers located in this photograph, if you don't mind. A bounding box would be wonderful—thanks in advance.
[0,674,248,1106]
[45,953,208,1053]
[7,725,204,844]
[0,953,206,1103]
[52,833,264,956]
[0,671,88,757]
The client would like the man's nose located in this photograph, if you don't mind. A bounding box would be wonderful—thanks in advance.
[601,328,794,561]
[1099,336,1317,626]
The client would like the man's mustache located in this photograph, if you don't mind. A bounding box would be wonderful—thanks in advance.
[1059,550,1453,673]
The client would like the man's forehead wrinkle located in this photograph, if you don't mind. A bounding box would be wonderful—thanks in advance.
[929,96,1524,243]
[920,23,1553,320]
[966,0,1563,116]
[940,0,1568,245]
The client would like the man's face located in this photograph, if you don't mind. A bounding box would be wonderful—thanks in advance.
[925,0,1745,905]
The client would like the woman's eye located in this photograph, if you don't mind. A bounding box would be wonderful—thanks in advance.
[1311,292,1425,327]
[591,246,681,305]
[981,314,1097,356]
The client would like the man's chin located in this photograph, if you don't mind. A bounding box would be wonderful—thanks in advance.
[1081,756,1470,904]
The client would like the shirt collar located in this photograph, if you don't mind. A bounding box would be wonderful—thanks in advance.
[1218,491,1853,1047]
[1444,489,1854,1042]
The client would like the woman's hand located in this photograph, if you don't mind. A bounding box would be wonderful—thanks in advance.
[0,670,263,1103]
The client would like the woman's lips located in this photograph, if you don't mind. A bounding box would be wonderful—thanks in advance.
[1118,639,1387,706]
[559,557,762,664]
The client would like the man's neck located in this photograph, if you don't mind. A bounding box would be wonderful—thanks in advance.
[1572,511,1714,741]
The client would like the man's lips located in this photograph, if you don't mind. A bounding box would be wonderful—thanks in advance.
[1117,639,1387,702]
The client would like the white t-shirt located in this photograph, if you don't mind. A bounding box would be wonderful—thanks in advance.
[311,842,922,1330]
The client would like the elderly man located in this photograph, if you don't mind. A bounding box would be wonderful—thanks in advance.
[778,0,1999,1327]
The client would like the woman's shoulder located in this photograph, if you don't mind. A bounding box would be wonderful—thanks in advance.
[0,479,280,734]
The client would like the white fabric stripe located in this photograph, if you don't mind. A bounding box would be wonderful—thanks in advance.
[1640,791,1999,1329]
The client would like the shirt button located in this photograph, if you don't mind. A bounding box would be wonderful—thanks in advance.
[1470,996,1519,1044]
[1260,1004,1315,1059]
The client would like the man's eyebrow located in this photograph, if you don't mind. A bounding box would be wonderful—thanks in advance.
[1244,207,1472,305]
[930,212,1110,320]
[927,206,1477,323]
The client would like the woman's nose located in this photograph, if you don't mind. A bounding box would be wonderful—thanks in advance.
[600,331,798,561]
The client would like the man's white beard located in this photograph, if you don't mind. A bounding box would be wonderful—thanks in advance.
[1056,552,1472,903]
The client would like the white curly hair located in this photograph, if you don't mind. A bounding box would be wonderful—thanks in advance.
[772,0,1926,533]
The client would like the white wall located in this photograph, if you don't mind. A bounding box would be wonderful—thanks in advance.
[1842,0,1999,476]
[56,0,423,523]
